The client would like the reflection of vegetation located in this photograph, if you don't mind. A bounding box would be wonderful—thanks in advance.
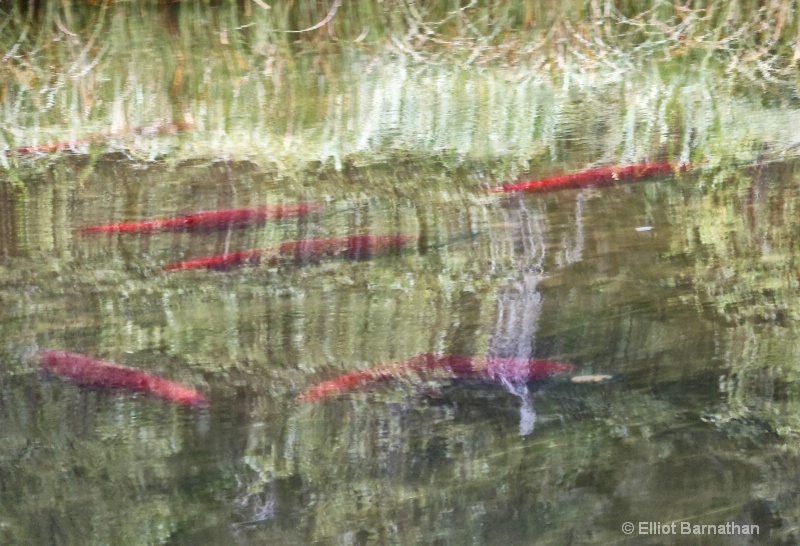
[5,2,800,544]
[6,152,800,542]
[5,1,798,69]
[6,153,800,543]
[661,161,800,442]
[0,383,213,545]
[226,385,780,544]
[2,1,799,173]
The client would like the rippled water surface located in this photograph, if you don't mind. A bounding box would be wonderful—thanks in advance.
[3,154,800,545]
[4,4,800,543]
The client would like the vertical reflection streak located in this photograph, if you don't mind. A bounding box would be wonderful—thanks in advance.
[488,200,547,435]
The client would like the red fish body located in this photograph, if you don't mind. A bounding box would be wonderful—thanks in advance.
[437,354,576,382]
[81,203,322,234]
[36,350,209,408]
[299,352,576,402]
[163,235,418,271]
[491,161,690,193]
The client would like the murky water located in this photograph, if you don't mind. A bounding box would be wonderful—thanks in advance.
[3,152,800,544]
[4,2,800,542]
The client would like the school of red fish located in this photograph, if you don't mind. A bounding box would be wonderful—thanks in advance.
[35,135,688,412]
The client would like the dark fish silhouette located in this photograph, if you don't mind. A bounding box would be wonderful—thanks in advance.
[299,352,576,402]
[163,234,418,271]
[491,161,690,193]
[37,350,209,408]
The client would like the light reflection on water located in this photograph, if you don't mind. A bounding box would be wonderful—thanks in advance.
[2,157,800,544]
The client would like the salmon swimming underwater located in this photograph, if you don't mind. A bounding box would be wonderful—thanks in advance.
[162,234,418,272]
[299,352,576,402]
[36,350,209,408]
[80,203,322,234]
[491,161,691,193]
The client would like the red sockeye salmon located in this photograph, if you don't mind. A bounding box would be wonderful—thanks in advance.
[491,161,690,193]
[162,234,418,271]
[299,352,576,402]
[80,203,322,234]
[37,350,209,408]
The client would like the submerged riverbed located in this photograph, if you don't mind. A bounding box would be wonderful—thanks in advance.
[4,2,800,545]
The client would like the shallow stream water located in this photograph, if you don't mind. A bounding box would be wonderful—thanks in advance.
[4,6,800,543]
[3,153,800,544]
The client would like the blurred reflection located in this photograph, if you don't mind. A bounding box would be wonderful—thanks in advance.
[0,184,18,257]
[489,199,547,435]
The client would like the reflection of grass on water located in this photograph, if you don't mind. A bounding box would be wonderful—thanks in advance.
[6,1,795,68]
[6,5,800,544]
[1,1,798,171]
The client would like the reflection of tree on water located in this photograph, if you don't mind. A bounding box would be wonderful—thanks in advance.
[489,194,584,435]
[558,192,585,267]
[488,198,545,435]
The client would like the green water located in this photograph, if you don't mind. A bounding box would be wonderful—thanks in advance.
[4,2,800,545]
